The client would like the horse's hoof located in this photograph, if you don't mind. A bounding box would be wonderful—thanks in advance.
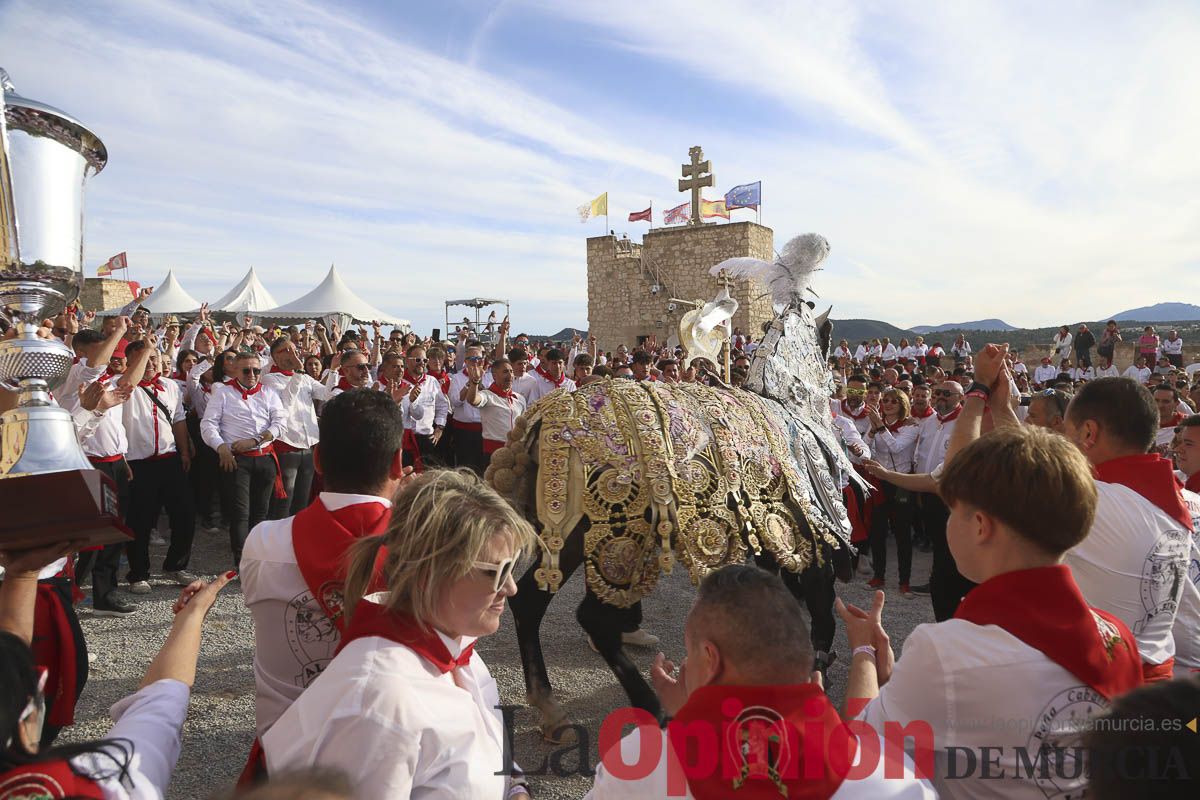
[542,717,578,745]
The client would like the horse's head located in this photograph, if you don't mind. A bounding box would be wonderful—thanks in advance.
[711,233,835,416]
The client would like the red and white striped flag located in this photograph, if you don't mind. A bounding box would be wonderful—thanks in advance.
[628,206,652,223]
[663,202,690,225]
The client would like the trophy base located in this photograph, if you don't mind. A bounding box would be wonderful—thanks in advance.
[0,468,132,548]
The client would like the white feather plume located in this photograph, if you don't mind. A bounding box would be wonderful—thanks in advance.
[709,233,830,307]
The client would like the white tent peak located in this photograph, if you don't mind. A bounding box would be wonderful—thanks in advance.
[101,269,202,315]
[263,265,408,326]
[207,267,279,313]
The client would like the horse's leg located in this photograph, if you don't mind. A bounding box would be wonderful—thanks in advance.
[575,588,663,722]
[510,521,586,742]
[755,548,838,674]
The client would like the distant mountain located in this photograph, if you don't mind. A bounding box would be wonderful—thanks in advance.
[1109,302,1200,323]
[911,319,1017,334]
[831,319,916,343]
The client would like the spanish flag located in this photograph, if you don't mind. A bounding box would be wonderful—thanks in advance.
[700,199,729,220]
[577,192,608,223]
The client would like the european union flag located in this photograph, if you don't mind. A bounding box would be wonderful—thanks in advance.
[724,181,761,210]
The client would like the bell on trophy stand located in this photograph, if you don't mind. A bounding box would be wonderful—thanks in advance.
[0,68,130,547]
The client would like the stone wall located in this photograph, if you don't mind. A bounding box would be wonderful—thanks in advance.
[78,278,134,314]
[586,221,774,353]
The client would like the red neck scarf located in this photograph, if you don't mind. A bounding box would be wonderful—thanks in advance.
[224,378,262,401]
[291,498,391,630]
[911,406,934,419]
[954,565,1142,700]
[428,368,450,394]
[839,399,868,420]
[487,383,514,401]
[335,375,359,392]
[403,370,426,388]
[270,365,294,377]
[885,417,910,433]
[1095,453,1193,532]
[669,683,857,799]
[0,760,104,799]
[936,405,963,424]
[1161,412,1186,429]
[336,598,474,674]
[534,364,565,387]
[1186,472,1200,494]
[138,377,165,391]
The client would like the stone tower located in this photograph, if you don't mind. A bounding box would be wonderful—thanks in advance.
[587,146,775,353]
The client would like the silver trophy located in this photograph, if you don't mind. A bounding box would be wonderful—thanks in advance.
[0,68,107,477]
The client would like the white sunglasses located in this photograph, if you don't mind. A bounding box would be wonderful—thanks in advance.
[473,557,518,592]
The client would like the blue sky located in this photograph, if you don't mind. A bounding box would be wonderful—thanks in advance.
[1,0,1197,333]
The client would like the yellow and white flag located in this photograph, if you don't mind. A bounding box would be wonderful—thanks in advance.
[577,192,608,222]
[700,198,729,220]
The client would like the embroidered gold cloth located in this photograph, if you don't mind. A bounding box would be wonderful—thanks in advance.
[488,379,840,608]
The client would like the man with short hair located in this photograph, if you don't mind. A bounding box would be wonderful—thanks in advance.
[121,340,197,590]
[587,565,933,798]
[240,390,413,778]
[1122,354,1152,383]
[1025,389,1069,432]
[834,374,872,437]
[521,346,576,404]
[629,349,656,381]
[656,358,680,383]
[400,343,449,469]
[262,337,336,519]
[849,426,1143,800]
[448,343,491,473]
[572,353,594,384]
[1032,356,1058,387]
[465,357,526,467]
[201,351,285,569]
[1096,355,1120,378]
[1074,323,1096,365]
[1061,378,1192,681]
[1161,329,1184,368]
[911,381,971,618]
[909,383,933,420]
[331,350,371,395]
[1153,385,1186,455]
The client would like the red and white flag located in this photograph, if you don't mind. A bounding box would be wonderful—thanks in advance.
[663,202,690,225]
[97,252,128,276]
[628,206,652,223]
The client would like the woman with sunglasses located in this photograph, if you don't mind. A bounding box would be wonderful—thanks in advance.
[262,469,535,797]
[0,539,234,798]
[864,388,919,596]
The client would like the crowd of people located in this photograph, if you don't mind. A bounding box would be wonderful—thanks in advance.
[0,299,1197,799]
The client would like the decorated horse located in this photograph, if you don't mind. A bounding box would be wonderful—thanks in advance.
[486,233,863,739]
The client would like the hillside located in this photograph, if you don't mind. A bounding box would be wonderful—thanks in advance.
[911,318,1017,334]
[830,318,916,343]
[1110,302,1200,322]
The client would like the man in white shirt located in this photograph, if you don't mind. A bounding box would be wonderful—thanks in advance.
[121,340,196,591]
[1032,356,1058,387]
[1096,355,1120,378]
[848,426,1143,800]
[508,346,536,399]
[400,343,449,469]
[1122,355,1152,383]
[262,337,336,519]
[1060,377,1193,681]
[879,337,898,366]
[448,343,491,473]
[62,323,150,613]
[520,346,576,405]
[1170,415,1200,677]
[330,349,371,395]
[1161,329,1184,368]
[241,390,411,753]
[911,381,969,619]
[586,564,934,799]
[465,357,526,468]
[201,351,285,570]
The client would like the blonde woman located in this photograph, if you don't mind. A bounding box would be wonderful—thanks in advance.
[263,469,536,797]
[864,387,918,596]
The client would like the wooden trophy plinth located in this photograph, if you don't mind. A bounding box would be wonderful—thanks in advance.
[0,469,133,549]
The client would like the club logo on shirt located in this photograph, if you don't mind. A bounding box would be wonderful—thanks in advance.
[728,705,789,796]
[1134,528,1189,635]
[1026,685,1107,799]
[1090,611,1125,662]
[284,589,339,687]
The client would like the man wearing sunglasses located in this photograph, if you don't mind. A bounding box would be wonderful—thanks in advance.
[331,351,372,396]
[834,374,872,437]
[401,344,450,469]
[201,352,284,571]
[448,343,491,474]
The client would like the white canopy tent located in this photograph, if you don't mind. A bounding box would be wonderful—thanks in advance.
[205,267,279,314]
[99,269,202,316]
[262,265,409,328]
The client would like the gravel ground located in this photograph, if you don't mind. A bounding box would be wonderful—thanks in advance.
[62,522,934,799]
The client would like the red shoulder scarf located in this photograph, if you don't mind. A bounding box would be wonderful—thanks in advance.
[335,375,357,392]
[224,378,263,400]
[291,498,391,630]
[936,405,962,424]
[428,368,450,394]
[0,760,104,799]
[668,683,860,799]
[838,400,868,420]
[1187,472,1200,494]
[336,598,474,673]
[911,406,934,419]
[954,565,1142,700]
[1095,453,1193,532]
[269,365,294,377]
[534,364,565,387]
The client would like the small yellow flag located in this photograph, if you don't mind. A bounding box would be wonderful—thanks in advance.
[1188,717,1198,733]
[700,198,730,220]
[577,192,608,222]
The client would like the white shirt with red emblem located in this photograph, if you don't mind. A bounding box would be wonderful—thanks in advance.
[240,492,392,738]
[1064,482,1190,667]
